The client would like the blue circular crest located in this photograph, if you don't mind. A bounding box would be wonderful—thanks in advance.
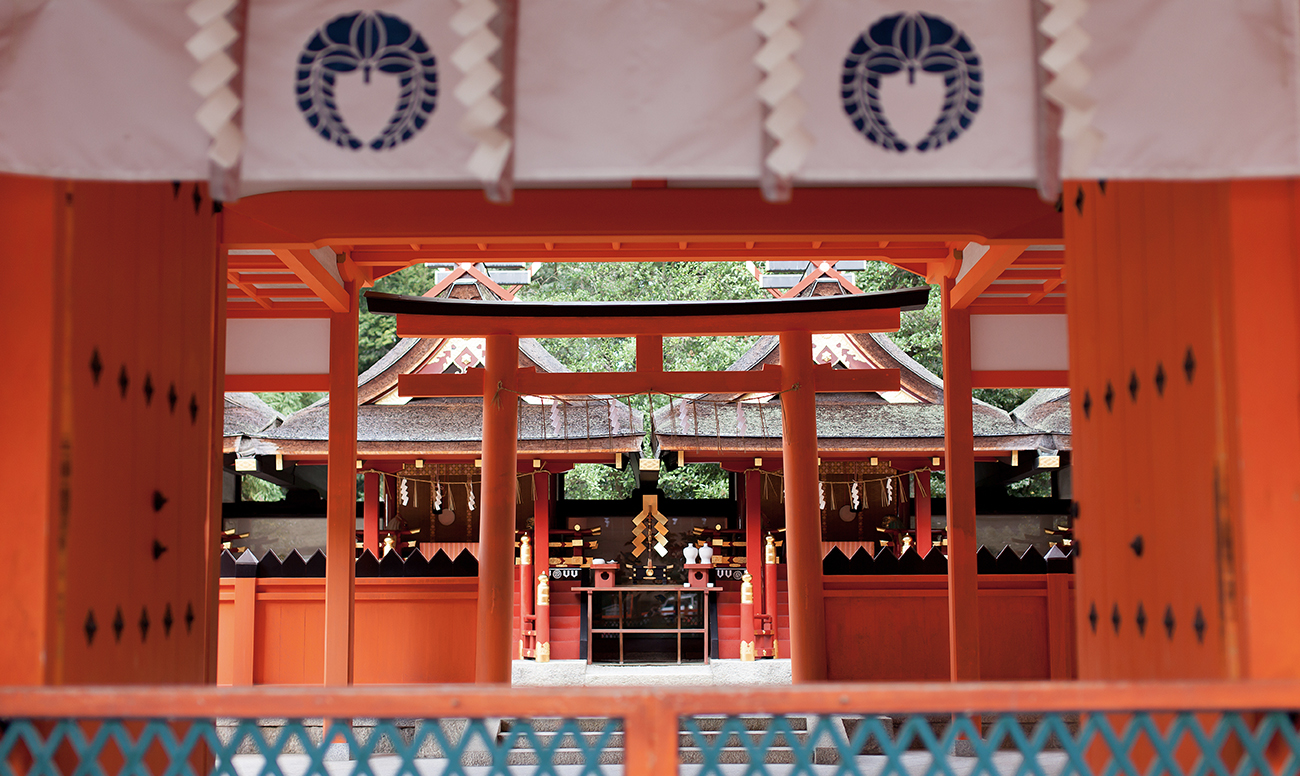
[295,11,438,151]
[841,12,981,152]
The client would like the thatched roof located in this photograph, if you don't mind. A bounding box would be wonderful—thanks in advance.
[652,393,1054,453]
[1012,388,1072,436]
[247,394,643,456]
[223,392,283,453]
[651,328,1069,454]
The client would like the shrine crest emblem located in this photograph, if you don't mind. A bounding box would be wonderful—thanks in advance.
[841,11,982,152]
[295,11,438,151]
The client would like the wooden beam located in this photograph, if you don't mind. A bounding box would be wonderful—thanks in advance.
[422,264,470,298]
[272,248,349,313]
[222,187,1063,248]
[461,264,516,301]
[950,245,1027,309]
[396,308,901,338]
[397,365,901,398]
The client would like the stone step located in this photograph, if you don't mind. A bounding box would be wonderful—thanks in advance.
[500,717,623,733]
[688,715,808,731]
[496,729,810,750]
[500,746,802,766]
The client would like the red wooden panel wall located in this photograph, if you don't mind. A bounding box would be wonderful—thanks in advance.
[824,576,1075,682]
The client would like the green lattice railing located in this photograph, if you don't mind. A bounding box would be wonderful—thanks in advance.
[1,684,1297,776]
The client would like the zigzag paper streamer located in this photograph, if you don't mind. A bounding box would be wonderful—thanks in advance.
[678,399,690,433]
[186,0,243,168]
[450,0,512,184]
[550,401,563,437]
[818,481,826,510]
[1038,0,1102,177]
[753,0,813,181]
[609,399,620,432]
[735,402,747,436]
[399,477,409,507]
[465,481,475,512]
[850,480,859,510]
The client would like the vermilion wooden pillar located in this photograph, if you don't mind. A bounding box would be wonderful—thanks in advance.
[0,176,221,685]
[363,472,380,557]
[941,277,981,682]
[914,470,932,558]
[532,469,550,660]
[779,330,828,682]
[477,333,519,683]
[324,284,358,686]
[744,469,765,653]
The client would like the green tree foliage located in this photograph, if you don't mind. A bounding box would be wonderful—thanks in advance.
[519,262,767,499]
[661,463,730,499]
[854,263,1036,413]
[240,476,286,502]
[519,262,768,375]
[256,391,325,415]
[562,463,635,500]
[358,263,439,373]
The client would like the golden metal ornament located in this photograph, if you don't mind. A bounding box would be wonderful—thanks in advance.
[536,574,550,605]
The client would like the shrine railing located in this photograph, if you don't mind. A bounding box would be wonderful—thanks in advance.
[2,682,1298,776]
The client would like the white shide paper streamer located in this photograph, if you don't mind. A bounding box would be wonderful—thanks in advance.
[186,0,243,168]
[1038,0,1101,177]
[451,0,512,183]
[754,0,813,180]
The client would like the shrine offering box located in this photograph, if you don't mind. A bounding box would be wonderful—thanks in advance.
[592,562,618,588]
[684,563,712,588]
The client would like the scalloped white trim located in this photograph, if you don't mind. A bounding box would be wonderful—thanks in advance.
[1039,0,1102,178]
[754,0,812,179]
[186,0,242,169]
[452,0,512,183]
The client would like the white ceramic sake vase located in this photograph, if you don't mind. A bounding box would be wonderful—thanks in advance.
[699,544,714,565]
[683,544,699,564]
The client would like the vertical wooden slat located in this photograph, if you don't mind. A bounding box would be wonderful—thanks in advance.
[0,175,61,686]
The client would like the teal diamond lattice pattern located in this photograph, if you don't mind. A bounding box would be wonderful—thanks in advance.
[1,710,1297,776]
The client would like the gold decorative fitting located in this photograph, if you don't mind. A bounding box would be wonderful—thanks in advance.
[536,642,550,663]
[536,574,550,605]
[741,572,753,604]
[519,535,531,565]
[740,640,755,662]
[765,535,777,564]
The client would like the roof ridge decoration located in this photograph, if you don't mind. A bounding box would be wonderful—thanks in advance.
[1038,0,1102,177]
[186,0,243,187]
[754,0,813,202]
[451,0,515,201]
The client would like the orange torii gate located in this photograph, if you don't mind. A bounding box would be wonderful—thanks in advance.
[366,289,930,683]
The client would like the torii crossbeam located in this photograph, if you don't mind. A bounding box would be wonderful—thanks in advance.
[366,287,929,682]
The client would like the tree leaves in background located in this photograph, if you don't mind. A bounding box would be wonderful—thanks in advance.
[358,263,439,372]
